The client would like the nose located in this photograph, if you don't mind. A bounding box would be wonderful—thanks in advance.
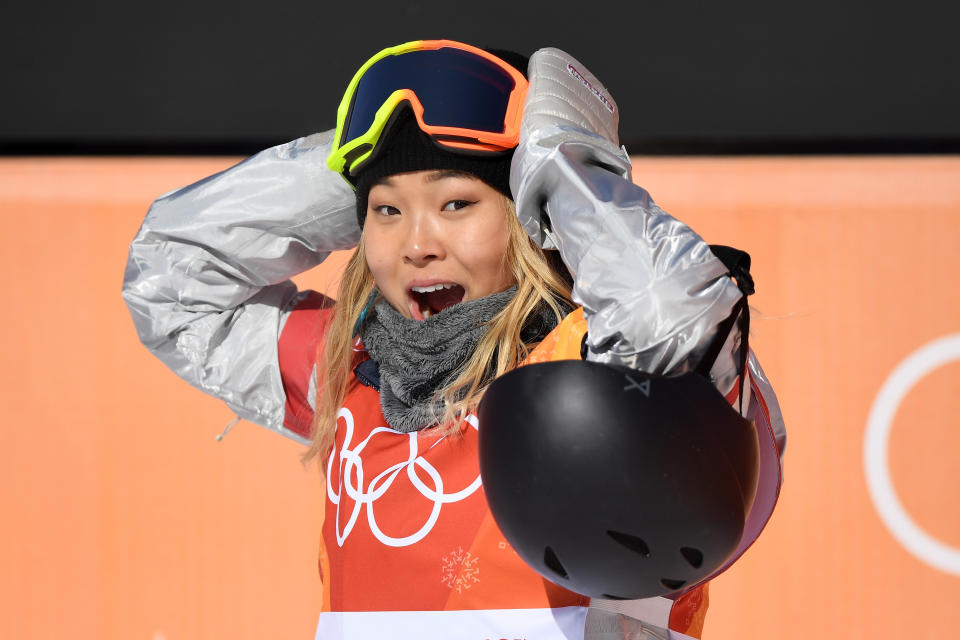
[402,211,445,266]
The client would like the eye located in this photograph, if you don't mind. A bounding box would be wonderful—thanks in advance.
[372,204,400,216]
[442,199,476,212]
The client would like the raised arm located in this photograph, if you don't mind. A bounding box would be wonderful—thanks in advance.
[512,46,784,440]
[122,130,359,442]
[508,47,786,602]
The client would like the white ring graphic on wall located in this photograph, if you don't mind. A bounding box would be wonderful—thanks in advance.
[864,333,960,576]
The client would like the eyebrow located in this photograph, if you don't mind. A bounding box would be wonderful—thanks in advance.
[370,170,479,189]
[424,170,479,183]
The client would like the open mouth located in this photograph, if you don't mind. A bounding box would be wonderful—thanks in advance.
[408,283,466,321]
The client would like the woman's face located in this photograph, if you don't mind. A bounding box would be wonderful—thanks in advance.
[363,170,515,321]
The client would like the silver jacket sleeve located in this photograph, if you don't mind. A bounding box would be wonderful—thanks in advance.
[512,122,786,446]
[512,125,743,379]
[121,130,359,441]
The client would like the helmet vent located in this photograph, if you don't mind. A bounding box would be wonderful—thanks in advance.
[543,546,569,579]
[680,546,704,568]
[660,578,686,590]
[606,530,651,557]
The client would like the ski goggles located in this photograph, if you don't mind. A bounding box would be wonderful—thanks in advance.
[327,40,528,181]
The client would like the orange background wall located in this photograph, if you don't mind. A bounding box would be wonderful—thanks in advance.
[1,156,958,639]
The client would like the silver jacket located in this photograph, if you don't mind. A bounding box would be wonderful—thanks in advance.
[121,126,785,452]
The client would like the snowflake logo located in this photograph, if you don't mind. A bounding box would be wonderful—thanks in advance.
[440,546,480,593]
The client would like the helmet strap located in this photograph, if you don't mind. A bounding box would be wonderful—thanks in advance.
[695,246,755,414]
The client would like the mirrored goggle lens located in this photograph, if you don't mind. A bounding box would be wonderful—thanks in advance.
[343,47,517,144]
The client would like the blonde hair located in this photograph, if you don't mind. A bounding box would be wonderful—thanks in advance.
[302,197,573,463]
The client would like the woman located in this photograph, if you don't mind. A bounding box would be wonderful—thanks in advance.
[123,40,785,640]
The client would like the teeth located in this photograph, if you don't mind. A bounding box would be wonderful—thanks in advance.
[422,308,432,320]
[410,283,457,293]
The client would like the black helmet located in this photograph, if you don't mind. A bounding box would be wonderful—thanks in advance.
[477,359,759,599]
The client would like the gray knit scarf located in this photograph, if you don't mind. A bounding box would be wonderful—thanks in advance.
[360,287,517,433]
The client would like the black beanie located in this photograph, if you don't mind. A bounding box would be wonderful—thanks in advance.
[353,47,529,227]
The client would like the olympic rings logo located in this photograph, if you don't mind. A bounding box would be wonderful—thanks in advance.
[326,408,483,548]
[864,333,960,576]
